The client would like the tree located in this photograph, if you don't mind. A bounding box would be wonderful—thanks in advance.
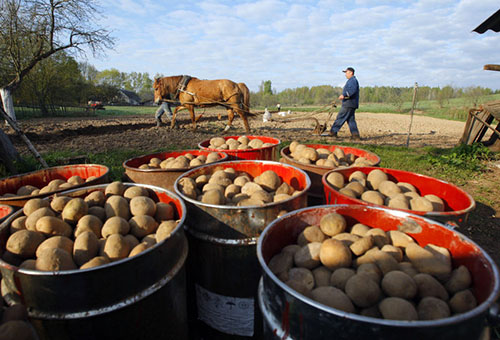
[0,0,114,172]
[0,0,115,119]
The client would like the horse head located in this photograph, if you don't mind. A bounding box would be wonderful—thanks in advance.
[153,76,183,104]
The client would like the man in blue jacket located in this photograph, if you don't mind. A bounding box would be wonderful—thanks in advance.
[324,67,361,140]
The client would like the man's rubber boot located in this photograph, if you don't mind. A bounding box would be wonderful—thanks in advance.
[156,118,162,127]
[352,133,361,141]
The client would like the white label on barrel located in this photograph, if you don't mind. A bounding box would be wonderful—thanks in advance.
[195,284,254,337]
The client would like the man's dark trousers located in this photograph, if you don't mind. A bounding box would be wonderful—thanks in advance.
[330,106,359,134]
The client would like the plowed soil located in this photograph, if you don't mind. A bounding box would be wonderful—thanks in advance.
[5,110,500,266]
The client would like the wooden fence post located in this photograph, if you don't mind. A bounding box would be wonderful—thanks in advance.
[406,82,418,148]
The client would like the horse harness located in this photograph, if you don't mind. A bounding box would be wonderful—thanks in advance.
[175,75,194,98]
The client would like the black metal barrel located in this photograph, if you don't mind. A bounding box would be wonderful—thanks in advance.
[257,205,500,340]
[174,160,310,339]
[0,183,189,340]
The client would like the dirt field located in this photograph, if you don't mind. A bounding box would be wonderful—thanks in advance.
[5,110,500,265]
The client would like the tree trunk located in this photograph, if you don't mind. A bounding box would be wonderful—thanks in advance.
[0,129,20,174]
[1,87,17,121]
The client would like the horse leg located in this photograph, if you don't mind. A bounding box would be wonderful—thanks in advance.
[187,105,197,130]
[224,108,235,132]
[236,107,251,134]
[171,107,179,129]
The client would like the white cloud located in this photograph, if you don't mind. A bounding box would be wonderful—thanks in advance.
[84,0,500,91]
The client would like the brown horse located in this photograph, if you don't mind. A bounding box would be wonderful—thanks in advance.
[153,76,250,133]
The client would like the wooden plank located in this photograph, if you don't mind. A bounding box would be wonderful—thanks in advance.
[460,112,474,144]
[469,111,500,140]
[468,110,493,144]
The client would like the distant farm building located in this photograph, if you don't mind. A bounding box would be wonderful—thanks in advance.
[115,89,142,105]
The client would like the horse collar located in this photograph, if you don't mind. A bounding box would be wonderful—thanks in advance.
[175,75,192,98]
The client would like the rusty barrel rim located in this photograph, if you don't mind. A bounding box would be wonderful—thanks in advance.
[257,204,500,328]
[322,166,476,218]
[198,135,281,156]
[0,164,110,206]
[0,182,187,277]
[174,160,311,210]
[280,143,381,171]
[122,149,229,173]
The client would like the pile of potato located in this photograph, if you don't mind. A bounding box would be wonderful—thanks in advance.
[178,167,301,206]
[326,169,446,212]
[0,303,37,340]
[0,175,97,198]
[207,136,275,150]
[3,182,179,271]
[268,212,476,321]
[137,152,222,170]
[288,142,375,168]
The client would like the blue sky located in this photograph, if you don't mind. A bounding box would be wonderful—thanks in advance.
[85,0,500,92]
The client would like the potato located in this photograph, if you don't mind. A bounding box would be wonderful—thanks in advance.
[268,251,294,281]
[294,242,322,269]
[381,271,417,299]
[360,306,382,318]
[274,193,291,202]
[319,239,352,270]
[101,216,130,238]
[417,296,451,320]
[445,265,472,294]
[129,242,150,257]
[344,181,365,197]
[350,236,374,256]
[356,263,382,284]
[88,206,106,221]
[361,190,385,205]
[129,215,159,238]
[123,186,149,200]
[80,256,110,269]
[289,141,300,153]
[397,182,417,193]
[224,184,241,200]
[206,152,221,163]
[17,185,38,196]
[330,267,356,290]
[231,193,250,204]
[251,190,273,203]
[387,196,409,210]
[288,267,315,290]
[410,196,434,212]
[311,286,355,313]
[241,182,263,196]
[19,259,36,270]
[349,170,367,184]
[365,228,390,248]
[282,244,301,255]
[356,249,399,274]
[345,273,382,308]
[0,320,38,340]
[122,234,139,250]
[424,194,445,212]
[105,181,125,197]
[6,230,45,258]
[75,214,103,238]
[387,230,415,248]
[255,170,281,191]
[381,244,403,262]
[379,297,418,321]
[413,273,449,300]
[10,216,27,234]
[378,180,401,197]
[398,262,419,277]
[25,207,55,231]
[326,172,345,190]
[103,234,131,261]
[234,175,250,187]
[73,231,99,266]
[339,188,357,198]
[208,176,232,187]
[237,197,263,206]
[202,183,224,194]
[61,198,88,224]
[448,289,477,314]
[201,189,225,205]
[367,169,388,190]
[50,196,72,212]
[300,225,326,244]
[332,233,360,247]
[210,137,226,147]
[35,216,72,238]
[129,196,157,217]
[405,243,452,280]
[84,191,106,207]
[23,198,50,217]
[319,213,346,237]
[300,148,319,162]
[312,266,332,287]
[248,138,264,149]
[156,220,177,242]
[105,195,130,220]
[276,182,294,195]
[36,236,73,258]
[195,174,209,188]
[36,248,76,271]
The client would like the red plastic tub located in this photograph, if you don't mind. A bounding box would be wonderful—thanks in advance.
[123,149,228,191]
[257,204,500,340]
[0,204,14,224]
[281,144,380,204]
[322,166,475,226]
[0,164,109,207]
[198,135,281,161]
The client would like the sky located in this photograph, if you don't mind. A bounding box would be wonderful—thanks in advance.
[85,0,500,92]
